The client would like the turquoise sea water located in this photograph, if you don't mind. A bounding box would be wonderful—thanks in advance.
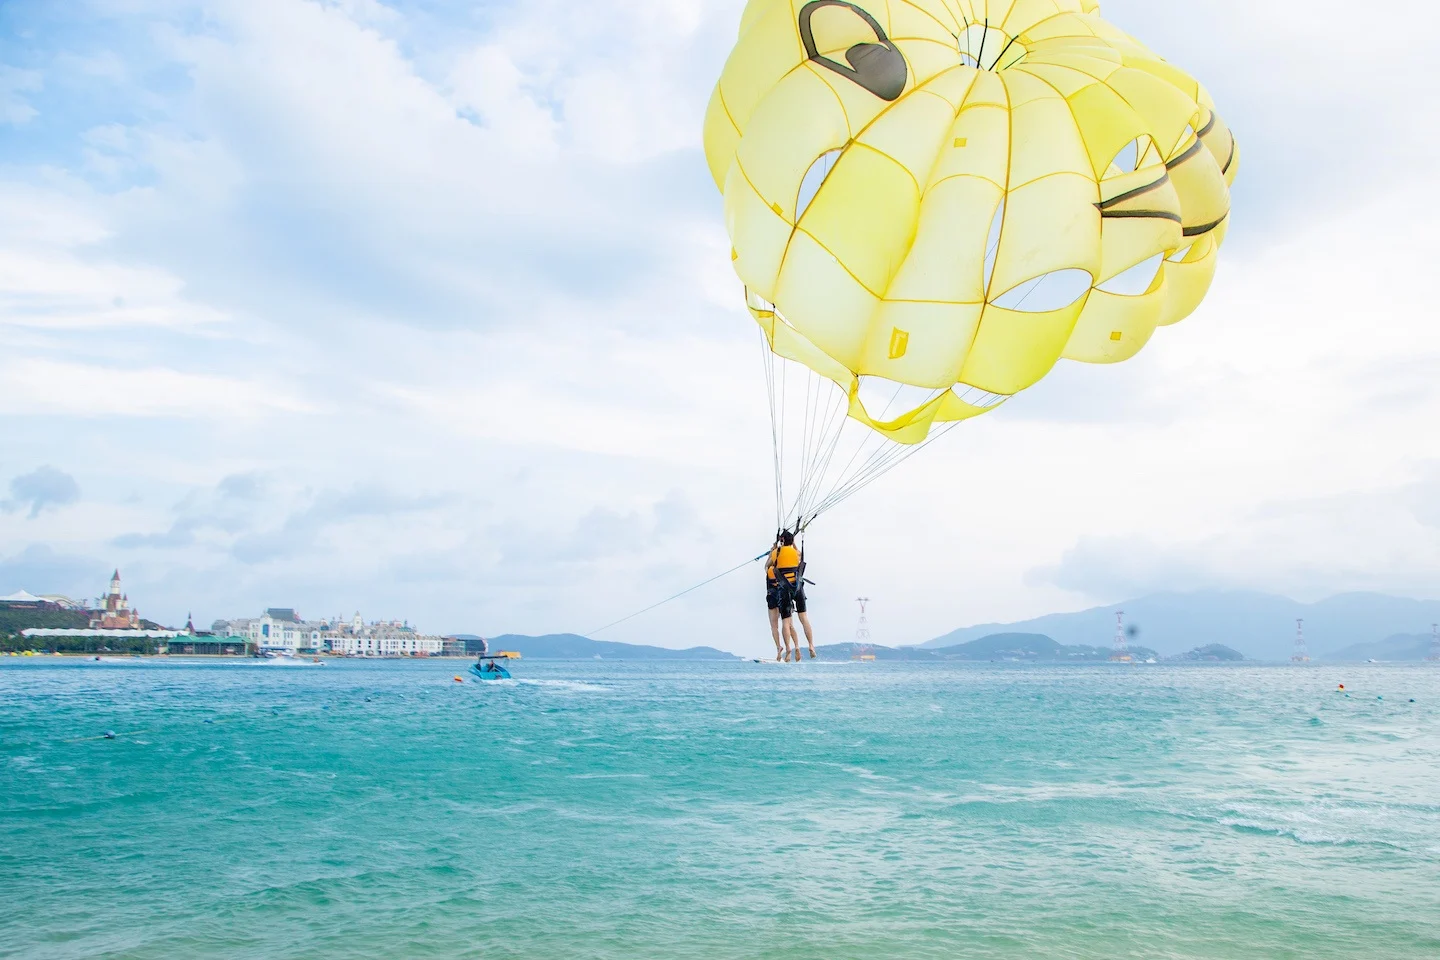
[3,658,1439,959]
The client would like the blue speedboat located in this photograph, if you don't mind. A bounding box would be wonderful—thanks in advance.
[469,658,512,681]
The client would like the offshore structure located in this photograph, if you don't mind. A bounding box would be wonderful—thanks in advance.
[1109,610,1132,662]
[852,597,875,661]
[1429,623,1439,663]
[1291,618,1309,663]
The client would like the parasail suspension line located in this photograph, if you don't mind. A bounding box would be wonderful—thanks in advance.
[585,550,771,637]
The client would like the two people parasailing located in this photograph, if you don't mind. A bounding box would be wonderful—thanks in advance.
[766,529,815,661]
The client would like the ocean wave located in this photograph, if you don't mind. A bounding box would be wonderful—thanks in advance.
[513,679,608,692]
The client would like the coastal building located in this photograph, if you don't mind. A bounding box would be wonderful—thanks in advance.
[446,634,491,655]
[90,570,141,629]
[215,608,326,655]
[209,608,444,656]
[327,615,442,657]
[1,589,60,610]
[10,570,178,652]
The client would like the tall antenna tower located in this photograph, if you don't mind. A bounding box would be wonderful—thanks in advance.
[1291,618,1309,663]
[853,597,875,661]
[1428,623,1439,663]
[1109,610,1132,662]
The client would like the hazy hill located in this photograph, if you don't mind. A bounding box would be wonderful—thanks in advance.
[813,634,1159,662]
[487,633,741,660]
[1170,644,1246,662]
[1,607,89,638]
[918,591,1440,660]
[1325,633,1436,662]
[931,633,1160,662]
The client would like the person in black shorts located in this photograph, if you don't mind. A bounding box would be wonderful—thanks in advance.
[765,544,785,660]
[778,578,815,659]
[768,530,815,660]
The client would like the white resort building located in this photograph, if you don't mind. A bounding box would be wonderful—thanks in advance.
[214,608,326,655]
[325,613,442,657]
[212,609,443,657]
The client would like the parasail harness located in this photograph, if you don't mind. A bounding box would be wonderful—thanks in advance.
[770,530,815,609]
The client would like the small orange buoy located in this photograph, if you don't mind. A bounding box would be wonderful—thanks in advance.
[1338,683,1345,690]
[453,676,464,683]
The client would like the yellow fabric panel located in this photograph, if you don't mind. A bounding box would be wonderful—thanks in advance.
[856,88,958,194]
[1000,0,1076,34]
[1123,56,1201,101]
[773,229,878,369]
[1027,49,1122,80]
[1062,284,1164,363]
[808,59,905,137]
[922,66,982,110]
[756,305,856,389]
[1198,109,1239,180]
[703,89,742,190]
[1098,215,1180,287]
[960,297,1088,394]
[799,142,920,296]
[1019,13,1103,44]
[1013,61,1098,99]
[1096,167,1182,281]
[866,300,986,386]
[707,0,1236,443]
[1065,82,1147,178]
[725,163,793,301]
[736,0,779,37]
[961,69,1009,112]
[1001,66,1059,109]
[713,0,804,134]
[933,388,1006,423]
[1104,67,1200,157]
[846,385,941,443]
[734,69,852,215]
[989,173,1100,299]
[1167,141,1230,237]
[896,0,961,36]
[929,102,1009,188]
[897,39,970,90]
[1156,231,1220,327]
[888,175,1003,303]
[1005,87,1091,187]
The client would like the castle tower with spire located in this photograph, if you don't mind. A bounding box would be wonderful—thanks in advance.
[89,569,141,629]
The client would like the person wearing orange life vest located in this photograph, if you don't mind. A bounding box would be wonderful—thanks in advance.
[764,532,786,660]
[767,529,815,661]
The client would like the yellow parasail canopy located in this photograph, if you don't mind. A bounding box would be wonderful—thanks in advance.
[705,0,1238,450]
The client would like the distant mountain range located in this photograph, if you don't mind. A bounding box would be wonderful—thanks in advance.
[486,633,741,660]
[815,633,1160,662]
[1326,633,1438,662]
[917,591,1440,661]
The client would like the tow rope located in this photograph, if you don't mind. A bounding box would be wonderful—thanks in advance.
[585,550,770,637]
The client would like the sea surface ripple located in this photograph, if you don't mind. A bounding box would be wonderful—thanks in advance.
[3,658,1438,959]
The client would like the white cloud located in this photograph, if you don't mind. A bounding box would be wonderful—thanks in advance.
[0,359,314,418]
[0,65,41,125]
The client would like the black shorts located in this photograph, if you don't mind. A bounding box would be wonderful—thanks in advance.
[766,582,780,610]
[778,582,806,618]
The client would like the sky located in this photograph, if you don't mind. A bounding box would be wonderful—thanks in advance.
[3,0,1439,656]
